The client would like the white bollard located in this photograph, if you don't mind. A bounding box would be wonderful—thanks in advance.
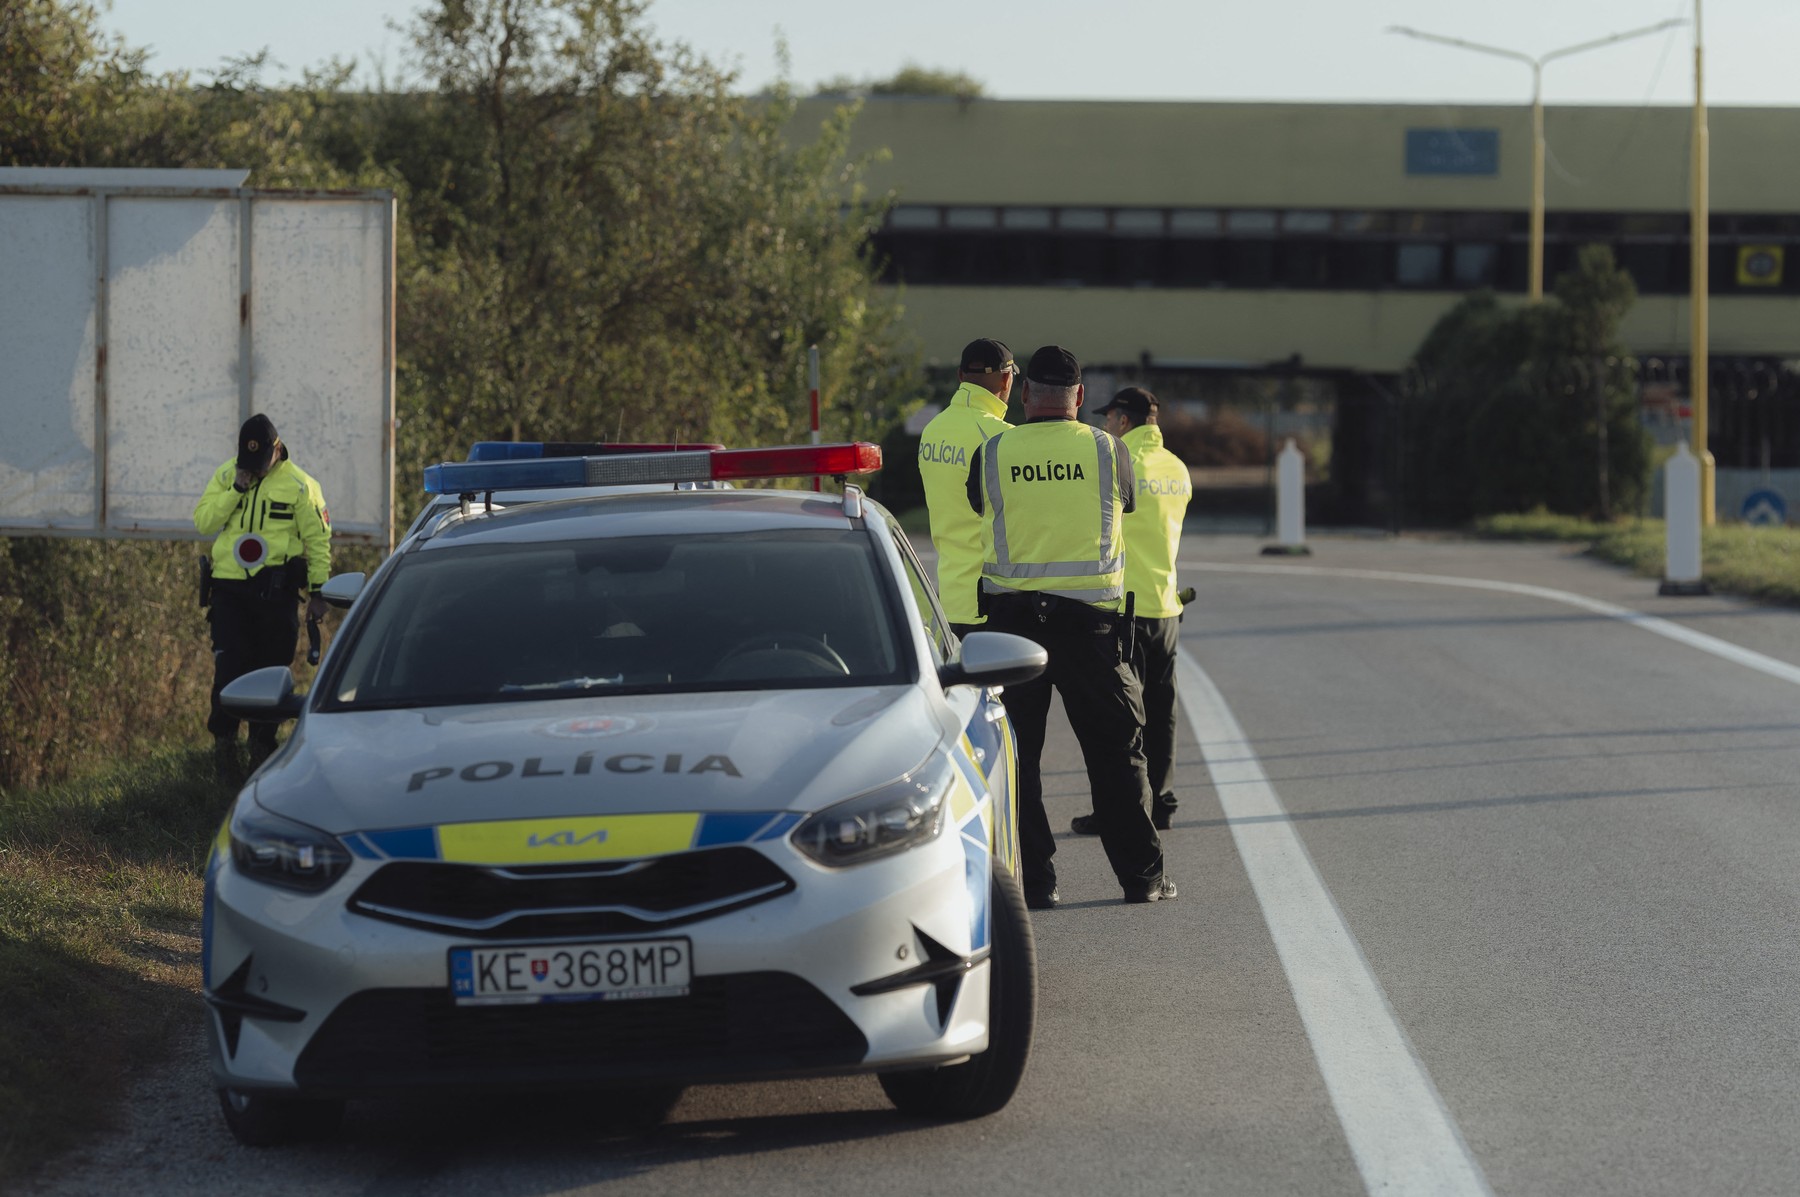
[1660,442,1709,595]
[1262,438,1311,556]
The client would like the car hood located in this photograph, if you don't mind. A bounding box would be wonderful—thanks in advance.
[255,686,943,836]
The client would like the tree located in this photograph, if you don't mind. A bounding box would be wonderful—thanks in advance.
[1554,244,1640,520]
[373,0,920,505]
[816,64,983,101]
[0,0,147,165]
[1400,248,1650,523]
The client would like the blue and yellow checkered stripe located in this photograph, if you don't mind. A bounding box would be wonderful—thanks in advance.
[343,810,804,866]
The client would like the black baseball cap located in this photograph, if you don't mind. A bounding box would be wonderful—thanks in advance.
[959,338,1016,374]
[1093,386,1158,421]
[1025,344,1082,387]
[237,414,281,472]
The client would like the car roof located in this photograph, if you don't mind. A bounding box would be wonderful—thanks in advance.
[411,487,873,550]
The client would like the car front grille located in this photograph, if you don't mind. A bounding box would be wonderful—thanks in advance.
[293,972,869,1091]
[347,847,795,939]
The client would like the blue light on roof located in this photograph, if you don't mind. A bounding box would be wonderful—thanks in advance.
[423,458,588,494]
[467,442,546,462]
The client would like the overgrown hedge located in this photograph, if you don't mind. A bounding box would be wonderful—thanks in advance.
[0,540,211,793]
[0,538,383,794]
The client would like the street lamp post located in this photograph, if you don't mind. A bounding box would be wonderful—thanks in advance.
[1691,0,1714,524]
[1388,19,1686,302]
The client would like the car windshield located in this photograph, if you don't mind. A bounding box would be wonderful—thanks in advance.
[324,528,906,708]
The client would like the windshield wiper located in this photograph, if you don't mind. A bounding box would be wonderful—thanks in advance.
[499,675,624,692]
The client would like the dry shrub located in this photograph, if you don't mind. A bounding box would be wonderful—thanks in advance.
[1158,405,1271,468]
[0,539,216,793]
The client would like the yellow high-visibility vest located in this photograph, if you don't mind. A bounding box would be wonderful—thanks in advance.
[979,420,1126,611]
[193,456,333,590]
[1121,424,1192,618]
[918,382,1012,624]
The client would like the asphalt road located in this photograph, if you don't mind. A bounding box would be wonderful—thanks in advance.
[28,535,1800,1196]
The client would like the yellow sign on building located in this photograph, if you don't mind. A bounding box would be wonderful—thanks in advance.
[1738,245,1784,287]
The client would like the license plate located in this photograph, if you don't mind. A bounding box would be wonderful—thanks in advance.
[448,938,692,1006]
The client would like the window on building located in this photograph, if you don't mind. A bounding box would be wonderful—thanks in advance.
[1167,239,1219,286]
[1223,240,1276,287]
[1396,243,1444,287]
[1331,241,1386,288]
[1114,209,1165,237]
[1449,212,1507,238]
[1451,243,1498,287]
[1394,212,1445,236]
[945,207,998,230]
[1280,241,1331,287]
[1171,209,1222,235]
[1002,207,1053,231]
[1621,242,1680,293]
[1339,212,1392,235]
[888,206,940,230]
[1283,211,1333,234]
[1227,210,1277,234]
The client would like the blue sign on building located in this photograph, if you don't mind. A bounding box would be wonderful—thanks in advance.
[1405,128,1500,176]
[1741,488,1788,526]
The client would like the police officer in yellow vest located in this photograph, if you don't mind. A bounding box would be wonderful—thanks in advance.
[918,338,1015,635]
[966,346,1174,907]
[193,414,332,780]
[1073,386,1192,837]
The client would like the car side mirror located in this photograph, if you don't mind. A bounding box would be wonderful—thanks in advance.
[220,666,304,723]
[320,572,365,609]
[938,631,1047,690]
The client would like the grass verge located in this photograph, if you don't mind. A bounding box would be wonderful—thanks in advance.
[0,744,226,1187]
[1475,511,1800,606]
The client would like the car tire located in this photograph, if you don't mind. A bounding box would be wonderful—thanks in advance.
[878,866,1037,1119]
[217,1086,346,1146]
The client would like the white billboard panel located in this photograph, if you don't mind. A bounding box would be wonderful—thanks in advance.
[250,199,392,542]
[0,196,99,528]
[105,198,243,532]
[0,182,394,546]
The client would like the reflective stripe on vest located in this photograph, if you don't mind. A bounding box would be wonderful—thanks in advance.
[981,424,1124,604]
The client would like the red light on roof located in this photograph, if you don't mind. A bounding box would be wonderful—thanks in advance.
[706,443,883,480]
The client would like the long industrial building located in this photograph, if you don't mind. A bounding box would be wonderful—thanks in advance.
[799,98,1800,521]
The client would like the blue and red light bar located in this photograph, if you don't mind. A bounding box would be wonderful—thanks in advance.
[423,442,883,495]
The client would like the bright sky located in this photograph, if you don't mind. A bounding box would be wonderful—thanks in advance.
[103,0,1800,107]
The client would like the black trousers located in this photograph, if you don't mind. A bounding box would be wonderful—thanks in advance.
[983,592,1164,898]
[207,582,300,751]
[1136,615,1182,822]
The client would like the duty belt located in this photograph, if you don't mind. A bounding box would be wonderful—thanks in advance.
[988,590,1117,634]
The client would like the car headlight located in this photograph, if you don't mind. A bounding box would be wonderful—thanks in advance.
[228,804,353,893]
[791,754,954,868]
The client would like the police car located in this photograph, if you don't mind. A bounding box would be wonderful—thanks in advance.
[205,442,1047,1145]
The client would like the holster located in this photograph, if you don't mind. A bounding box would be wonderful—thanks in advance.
[1122,591,1137,664]
[285,557,310,601]
[199,554,213,609]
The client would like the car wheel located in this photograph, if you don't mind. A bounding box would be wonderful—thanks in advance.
[879,866,1037,1119]
[217,1086,345,1146]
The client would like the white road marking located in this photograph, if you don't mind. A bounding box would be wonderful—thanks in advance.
[1175,650,1493,1197]
[1181,560,1800,688]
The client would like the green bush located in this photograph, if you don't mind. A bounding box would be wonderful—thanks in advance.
[1401,247,1652,525]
